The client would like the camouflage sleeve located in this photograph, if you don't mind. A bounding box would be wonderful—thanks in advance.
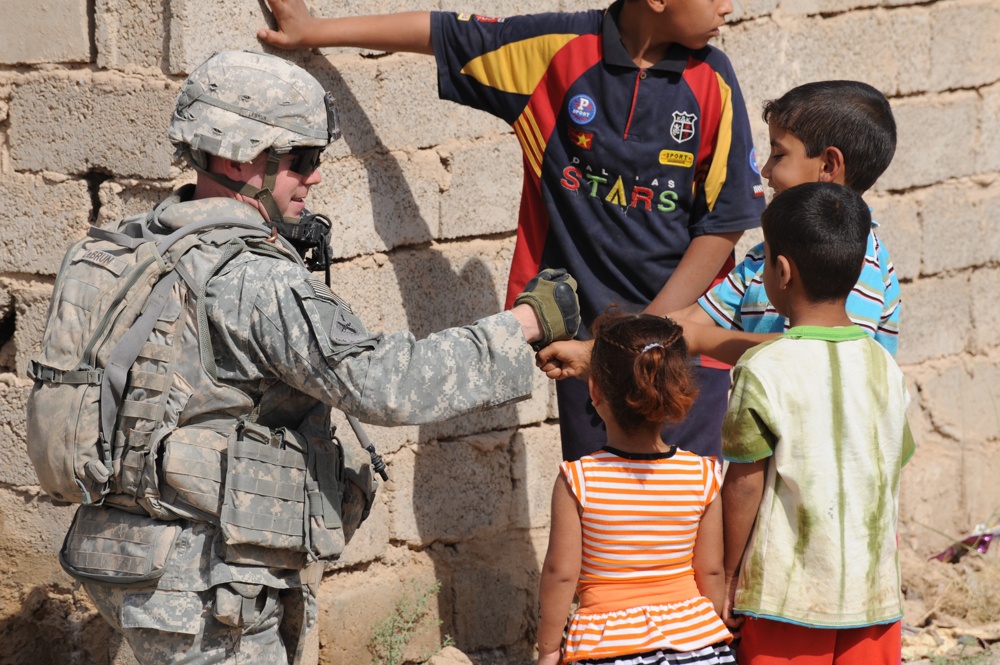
[240,260,536,426]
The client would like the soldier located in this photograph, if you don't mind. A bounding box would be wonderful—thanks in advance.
[55,50,579,664]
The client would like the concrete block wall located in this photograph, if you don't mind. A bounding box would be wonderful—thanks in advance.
[0,1,997,663]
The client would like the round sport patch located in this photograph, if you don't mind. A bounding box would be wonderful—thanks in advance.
[749,147,761,174]
[568,94,598,125]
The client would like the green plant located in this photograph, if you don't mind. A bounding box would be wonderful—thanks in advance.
[369,579,451,665]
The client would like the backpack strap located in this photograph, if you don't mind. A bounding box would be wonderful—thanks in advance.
[95,271,181,481]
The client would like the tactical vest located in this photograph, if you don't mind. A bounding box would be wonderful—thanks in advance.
[29,205,374,584]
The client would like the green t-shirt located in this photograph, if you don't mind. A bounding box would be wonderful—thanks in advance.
[722,326,914,627]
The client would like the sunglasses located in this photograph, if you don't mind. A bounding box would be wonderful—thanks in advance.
[287,147,324,176]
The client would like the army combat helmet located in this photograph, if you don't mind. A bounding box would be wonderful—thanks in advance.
[169,50,341,228]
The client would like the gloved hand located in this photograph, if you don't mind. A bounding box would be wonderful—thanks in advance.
[514,268,581,350]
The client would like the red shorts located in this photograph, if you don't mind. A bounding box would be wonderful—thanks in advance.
[737,617,901,665]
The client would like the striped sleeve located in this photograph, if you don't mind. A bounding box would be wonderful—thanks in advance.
[702,457,722,505]
[698,244,763,331]
[561,459,586,508]
[873,231,901,355]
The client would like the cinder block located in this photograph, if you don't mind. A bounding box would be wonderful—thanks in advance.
[167,0,288,75]
[977,84,1000,176]
[449,552,534,652]
[898,433,967,550]
[0,0,90,65]
[388,431,514,544]
[919,361,1000,446]
[95,0,167,70]
[970,268,1000,354]
[306,151,442,260]
[778,10,929,97]
[867,192,921,283]
[928,0,1000,93]
[510,423,563,530]
[0,488,76,578]
[10,72,179,179]
[0,173,91,275]
[439,135,521,240]
[0,382,32,486]
[352,238,513,337]
[878,93,980,192]
[961,438,1000,536]
[309,55,382,158]
[330,488,390,568]
[776,0,879,16]
[921,181,1000,275]
[895,274,970,365]
[96,179,181,227]
[718,21,789,126]
[373,53,510,151]
[319,559,443,665]
[729,0,779,22]
[11,281,55,382]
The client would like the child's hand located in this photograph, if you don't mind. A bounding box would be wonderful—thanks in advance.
[535,339,594,379]
[723,574,744,631]
[258,0,317,49]
[537,650,562,665]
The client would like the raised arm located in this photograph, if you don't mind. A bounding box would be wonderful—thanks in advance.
[258,0,433,55]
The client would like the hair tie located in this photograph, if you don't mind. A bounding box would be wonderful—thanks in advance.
[640,342,663,354]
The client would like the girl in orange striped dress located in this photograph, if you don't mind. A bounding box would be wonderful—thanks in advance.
[536,311,735,665]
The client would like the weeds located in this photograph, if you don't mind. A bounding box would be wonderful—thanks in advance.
[368,579,452,665]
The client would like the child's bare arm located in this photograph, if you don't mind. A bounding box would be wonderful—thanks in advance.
[683,322,778,366]
[258,0,433,54]
[646,231,744,316]
[535,339,594,380]
[692,494,725,616]
[537,475,582,664]
[721,459,766,625]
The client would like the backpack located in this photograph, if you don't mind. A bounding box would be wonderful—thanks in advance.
[27,217,280,505]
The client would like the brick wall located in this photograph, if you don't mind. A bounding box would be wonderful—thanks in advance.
[0,1,997,663]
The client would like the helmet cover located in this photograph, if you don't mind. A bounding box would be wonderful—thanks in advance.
[169,50,340,164]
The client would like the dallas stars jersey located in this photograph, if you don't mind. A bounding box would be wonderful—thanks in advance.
[432,1,765,331]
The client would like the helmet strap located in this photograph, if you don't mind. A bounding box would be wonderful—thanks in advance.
[185,150,291,226]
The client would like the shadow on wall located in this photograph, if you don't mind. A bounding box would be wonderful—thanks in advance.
[298,55,541,661]
[0,583,122,665]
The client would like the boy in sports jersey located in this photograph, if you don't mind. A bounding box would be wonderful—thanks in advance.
[721,182,914,664]
[258,0,765,462]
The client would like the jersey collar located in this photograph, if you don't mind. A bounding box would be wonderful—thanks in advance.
[602,0,691,73]
[783,325,869,342]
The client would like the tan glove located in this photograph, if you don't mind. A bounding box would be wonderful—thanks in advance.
[514,268,581,350]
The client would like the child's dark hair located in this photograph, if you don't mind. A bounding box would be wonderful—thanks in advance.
[762,182,871,303]
[763,80,896,193]
[590,310,697,434]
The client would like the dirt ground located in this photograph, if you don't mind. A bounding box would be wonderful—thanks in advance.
[900,537,1000,664]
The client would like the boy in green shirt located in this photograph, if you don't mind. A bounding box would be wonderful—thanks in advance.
[721,182,914,664]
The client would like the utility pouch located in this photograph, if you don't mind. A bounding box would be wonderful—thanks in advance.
[59,504,181,585]
[220,421,309,553]
[161,426,229,516]
[217,420,351,565]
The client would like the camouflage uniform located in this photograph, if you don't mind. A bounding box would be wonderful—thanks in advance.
[44,49,563,665]
[78,187,536,664]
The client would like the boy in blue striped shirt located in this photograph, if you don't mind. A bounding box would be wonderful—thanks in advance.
[674,80,901,365]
